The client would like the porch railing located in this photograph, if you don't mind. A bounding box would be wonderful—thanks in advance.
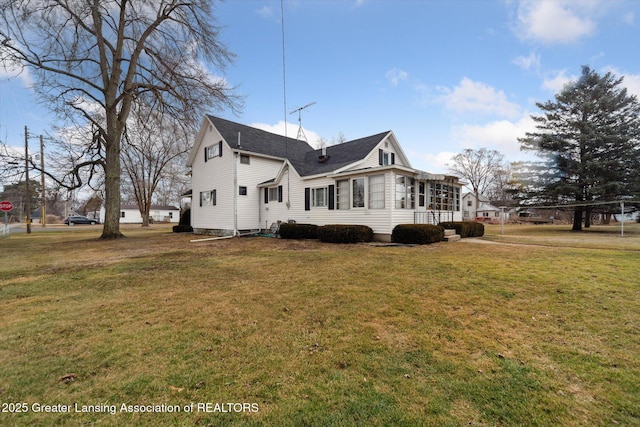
[414,210,454,225]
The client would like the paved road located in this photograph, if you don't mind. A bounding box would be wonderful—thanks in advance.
[2,223,86,234]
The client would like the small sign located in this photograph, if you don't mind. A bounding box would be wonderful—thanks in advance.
[0,201,14,212]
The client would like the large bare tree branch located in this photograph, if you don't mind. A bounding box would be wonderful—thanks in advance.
[1,0,241,238]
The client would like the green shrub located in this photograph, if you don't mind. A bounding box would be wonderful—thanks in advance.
[439,221,484,237]
[279,223,318,239]
[317,224,373,244]
[173,209,193,233]
[392,224,444,244]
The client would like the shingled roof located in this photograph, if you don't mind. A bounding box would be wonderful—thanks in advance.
[207,115,389,177]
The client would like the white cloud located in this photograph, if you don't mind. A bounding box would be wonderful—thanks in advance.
[0,63,32,87]
[603,67,640,98]
[622,11,634,25]
[450,114,536,160]
[438,77,521,119]
[541,70,576,93]
[385,67,408,87]
[515,0,597,44]
[512,52,540,71]
[420,151,458,174]
[250,120,323,147]
[256,6,273,19]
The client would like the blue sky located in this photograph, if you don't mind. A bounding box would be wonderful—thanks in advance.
[2,0,640,174]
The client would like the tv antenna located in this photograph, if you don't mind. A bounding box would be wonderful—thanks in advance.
[289,101,316,142]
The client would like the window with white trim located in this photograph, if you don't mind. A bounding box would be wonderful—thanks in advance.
[395,175,415,209]
[206,144,220,159]
[312,187,327,207]
[352,178,365,208]
[268,187,279,202]
[200,190,216,206]
[368,175,385,209]
[336,180,349,210]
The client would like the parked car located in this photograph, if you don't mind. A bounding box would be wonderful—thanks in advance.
[64,216,100,226]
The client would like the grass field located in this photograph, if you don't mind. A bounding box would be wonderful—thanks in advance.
[1,223,639,426]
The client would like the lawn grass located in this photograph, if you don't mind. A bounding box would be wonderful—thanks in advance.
[1,224,639,426]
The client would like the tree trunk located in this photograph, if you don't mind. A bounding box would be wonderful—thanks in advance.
[101,135,123,239]
[572,207,583,231]
[603,212,611,224]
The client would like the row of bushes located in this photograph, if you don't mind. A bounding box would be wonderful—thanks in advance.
[280,221,484,244]
[391,224,444,244]
[280,223,373,243]
[439,221,485,238]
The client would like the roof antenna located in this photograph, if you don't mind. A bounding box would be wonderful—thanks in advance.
[289,101,316,142]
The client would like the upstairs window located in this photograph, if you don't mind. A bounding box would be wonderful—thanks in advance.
[204,142,222,162]
[379,149,395,166]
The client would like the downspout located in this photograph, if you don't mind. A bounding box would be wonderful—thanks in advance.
[233,138,238,236]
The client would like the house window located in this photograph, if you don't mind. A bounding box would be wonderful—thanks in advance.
[200,190,216,206]
[121,211,125,218]
[378,149,395,166]
[268,187,279,201]
[395,175,415,209]
[336,179,349,210]
[467,200,473,207]
[418,182,426,207]
[368,175,385,209]
[312,187,327,207]
[352,178,365,208]
[429,184,459,211]
[169,212,173,219]
[205,143,220,161]
[239,186,247,196]
[240,154,250,164]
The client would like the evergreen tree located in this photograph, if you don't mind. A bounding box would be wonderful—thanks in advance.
[517,66,640,231]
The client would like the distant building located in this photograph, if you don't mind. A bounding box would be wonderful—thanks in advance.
[462,192,504,222]
[99,205,179,224]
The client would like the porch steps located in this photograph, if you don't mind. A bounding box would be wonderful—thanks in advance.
[443,229,461,242]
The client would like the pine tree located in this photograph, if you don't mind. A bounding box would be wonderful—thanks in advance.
[517,66,640,231]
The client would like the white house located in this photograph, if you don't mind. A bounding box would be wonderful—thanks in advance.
[462,192,503,222]
[99,204,180,224]
[186,116,463,242]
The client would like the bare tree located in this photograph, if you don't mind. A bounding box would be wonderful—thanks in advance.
[448,148,506,214]
[121,104,190,227]
[0,1,240,238]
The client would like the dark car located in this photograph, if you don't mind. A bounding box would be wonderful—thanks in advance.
[64,216,99,226]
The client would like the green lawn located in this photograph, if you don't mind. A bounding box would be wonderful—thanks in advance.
[1,224,639,426]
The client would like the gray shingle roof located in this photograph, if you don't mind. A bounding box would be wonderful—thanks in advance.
[207,115,389,177]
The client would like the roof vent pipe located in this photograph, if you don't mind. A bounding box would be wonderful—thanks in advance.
[237,131,241,148]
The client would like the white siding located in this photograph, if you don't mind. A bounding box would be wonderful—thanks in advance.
[354,135,409,170]
[191,127,235,231]
[236,154,284,230]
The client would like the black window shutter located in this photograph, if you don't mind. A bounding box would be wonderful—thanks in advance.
[212,189,216,206]
[264,188,269,204]
[378,149,383,165]
[278,185,283,202]
[199,192,203,206]
[218,141,223,157]
[391,153,395,165]
[204,147,208,162]
[304,188,311,211]
[328,185,335,210]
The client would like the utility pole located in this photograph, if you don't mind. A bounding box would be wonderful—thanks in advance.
[40,135,46,227]
[24,126,31,234]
